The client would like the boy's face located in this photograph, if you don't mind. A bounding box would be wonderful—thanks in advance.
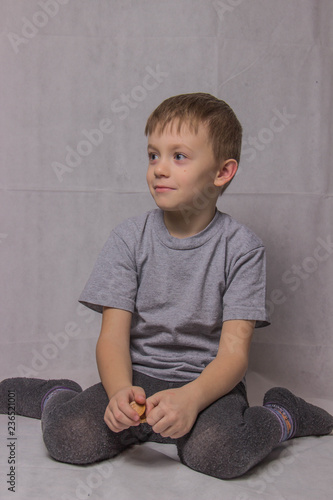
[146,121,222,214]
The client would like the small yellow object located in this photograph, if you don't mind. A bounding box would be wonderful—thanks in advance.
[130,401,147,423]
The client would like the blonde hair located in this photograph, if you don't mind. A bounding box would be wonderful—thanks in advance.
[145,93,242,164]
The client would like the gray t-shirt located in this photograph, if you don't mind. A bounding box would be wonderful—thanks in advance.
[79,209,270,382]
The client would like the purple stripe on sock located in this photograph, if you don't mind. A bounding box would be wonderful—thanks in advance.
[264,406,287,442]
[41,386,78,414]
[264,403,295,441]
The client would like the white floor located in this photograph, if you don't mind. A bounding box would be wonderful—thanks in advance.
[1,374,332,500]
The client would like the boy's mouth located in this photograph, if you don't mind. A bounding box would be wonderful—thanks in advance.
[154,185,176,193]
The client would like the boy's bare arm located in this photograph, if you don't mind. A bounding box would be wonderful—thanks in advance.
[185,319,255,412]
[96,307,146,431]
[96,306,133,398]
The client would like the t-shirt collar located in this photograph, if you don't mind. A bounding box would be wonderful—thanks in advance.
[153,208,222,250]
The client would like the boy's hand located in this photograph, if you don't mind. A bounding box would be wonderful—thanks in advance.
[104,386,146,432]
[145,386,199,439]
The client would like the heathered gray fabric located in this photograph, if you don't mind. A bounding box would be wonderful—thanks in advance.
[1,374,332,476]
[79,209,270,381]
[39,373,283,478]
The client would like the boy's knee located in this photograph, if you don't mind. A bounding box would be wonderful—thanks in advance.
[179,444,249,479]
[177,427,252,480]
[42,414,104,465]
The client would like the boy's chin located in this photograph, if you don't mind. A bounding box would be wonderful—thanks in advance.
[152,199,183,212]
[150,197,178,212]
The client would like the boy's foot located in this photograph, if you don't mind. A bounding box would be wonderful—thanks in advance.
[0,377,82,419]
[263,387,333,439]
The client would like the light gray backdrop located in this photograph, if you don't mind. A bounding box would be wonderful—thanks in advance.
[1,0,332,403]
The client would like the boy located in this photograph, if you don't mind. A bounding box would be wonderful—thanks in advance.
[1,93,332,479]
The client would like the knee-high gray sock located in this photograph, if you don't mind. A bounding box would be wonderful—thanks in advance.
[0,377,82,419]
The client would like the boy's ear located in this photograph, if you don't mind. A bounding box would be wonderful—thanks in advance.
[214,159,238,187]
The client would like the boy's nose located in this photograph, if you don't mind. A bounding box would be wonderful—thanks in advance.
[154,159,170,177]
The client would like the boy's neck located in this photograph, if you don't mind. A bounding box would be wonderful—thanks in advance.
[163,206,217,239]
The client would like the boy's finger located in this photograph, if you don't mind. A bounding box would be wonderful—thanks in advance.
[132,386,146,403]
[145,395,159,415]
[117,399,140,422]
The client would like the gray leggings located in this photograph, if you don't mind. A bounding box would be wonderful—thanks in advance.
[41,371,282,479]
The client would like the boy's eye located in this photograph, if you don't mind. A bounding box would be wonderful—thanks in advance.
[148,152,158,161]
[175,153,186,161]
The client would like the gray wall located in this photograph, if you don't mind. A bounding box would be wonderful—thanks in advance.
[1,0,332,399]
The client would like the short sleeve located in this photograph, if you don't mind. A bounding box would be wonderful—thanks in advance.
[78,230,137,314]
[222,246,270,328]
